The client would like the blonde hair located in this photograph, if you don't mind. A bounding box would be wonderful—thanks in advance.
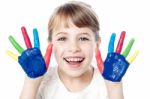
[48,1,100,41]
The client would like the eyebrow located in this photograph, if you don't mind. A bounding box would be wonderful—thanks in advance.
[55,32,91,36]
[79,32,91,36]
[55,32,68,36]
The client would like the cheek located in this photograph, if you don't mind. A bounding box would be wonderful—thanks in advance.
[53,44,66,58]
[53,45,60,56]
[82,43,95,57]
[88,47,94,58]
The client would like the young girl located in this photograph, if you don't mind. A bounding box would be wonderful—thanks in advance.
[8,1,137,99]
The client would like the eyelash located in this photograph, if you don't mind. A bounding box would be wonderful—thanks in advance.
[79,37,89,41]
[57,37,66,41]
[57,37,89,42]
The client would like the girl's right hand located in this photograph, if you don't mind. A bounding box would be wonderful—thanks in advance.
[6,26,52,78]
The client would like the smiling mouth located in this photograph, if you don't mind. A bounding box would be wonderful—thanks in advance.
[64,57,84,68]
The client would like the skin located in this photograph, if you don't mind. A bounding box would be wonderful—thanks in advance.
[51,21,96,92]
[19,20,124,99]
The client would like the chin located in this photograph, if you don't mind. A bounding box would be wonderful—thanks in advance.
[64,66,88,78]
[58,59,91,77]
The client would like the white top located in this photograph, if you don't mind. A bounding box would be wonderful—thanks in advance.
[37,66,107,99]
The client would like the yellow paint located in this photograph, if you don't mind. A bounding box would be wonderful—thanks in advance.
[128,50,139,64]
[5,50,18,61]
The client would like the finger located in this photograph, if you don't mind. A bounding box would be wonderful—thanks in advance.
[9,36,24,54]
[122,38,135,57]
[108,33,116,53]
[44,43,53,69]
[128,50,139,64]
[116,31,126,53]
[95,47,103,74]
[33,28,40,49]
[5,50,18,61]
[21,26,32,48]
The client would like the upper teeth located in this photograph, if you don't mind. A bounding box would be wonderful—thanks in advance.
[65,57,83,62]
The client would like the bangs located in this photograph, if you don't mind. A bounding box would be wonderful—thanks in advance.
[48,1,100,41]
[50,12,72,32]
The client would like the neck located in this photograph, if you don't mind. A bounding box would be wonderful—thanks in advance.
[58,66,94,92]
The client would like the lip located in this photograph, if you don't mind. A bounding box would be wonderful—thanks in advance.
[63,56,85,68]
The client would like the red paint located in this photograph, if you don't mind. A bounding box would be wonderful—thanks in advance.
[116,31,126,53]
[44,43,53,69]
[96,47,103,74]
[21,26,32,48]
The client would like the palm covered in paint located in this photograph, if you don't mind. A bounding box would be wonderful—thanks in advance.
[96,31,139,82]
[6,26,52,78]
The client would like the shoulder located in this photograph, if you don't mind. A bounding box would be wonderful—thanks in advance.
[42,66,58,85]
[92,67,107,95]
[37,66,58,98]
[93,67,104,81]
[80,67,107,99]
[41,66,57,84]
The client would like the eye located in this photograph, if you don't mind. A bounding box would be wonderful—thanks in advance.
[57,37,66,41]
[79,37,89,41]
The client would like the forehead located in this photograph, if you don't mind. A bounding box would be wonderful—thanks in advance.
[55,17,91,31]
[53,20,94,36]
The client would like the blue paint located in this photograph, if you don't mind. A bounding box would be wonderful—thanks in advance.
[108,33,116,53]
[33,28,40,49]
[18,48,46,78]
[102,53,129,82]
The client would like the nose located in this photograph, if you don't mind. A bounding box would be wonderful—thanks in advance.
[68,41,81,53]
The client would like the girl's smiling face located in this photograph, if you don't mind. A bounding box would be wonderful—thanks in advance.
[51,21,97,77]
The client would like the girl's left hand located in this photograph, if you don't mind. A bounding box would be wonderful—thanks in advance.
[96,31,139,82]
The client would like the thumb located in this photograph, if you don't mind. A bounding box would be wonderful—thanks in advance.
[95,47,103,74]
[44,43,53,69]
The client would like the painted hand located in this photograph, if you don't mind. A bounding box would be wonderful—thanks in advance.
[6,26,52,78]
[96,31,139,82]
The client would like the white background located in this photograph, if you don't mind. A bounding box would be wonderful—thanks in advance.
[0,0,149,98]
